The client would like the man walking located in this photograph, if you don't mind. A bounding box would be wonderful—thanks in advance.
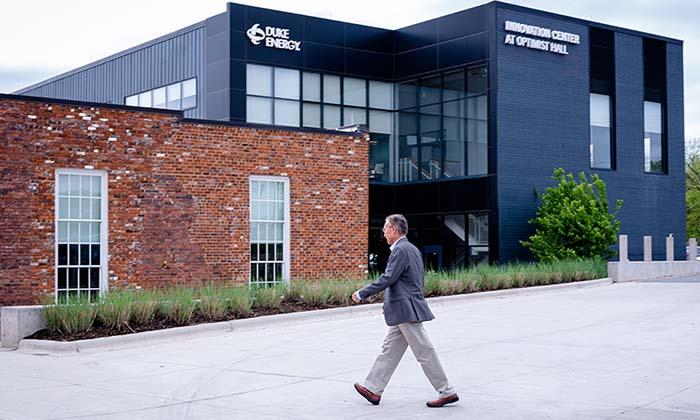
[352,214,459,408]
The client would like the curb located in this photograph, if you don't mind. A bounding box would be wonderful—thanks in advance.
[18,277,612,355]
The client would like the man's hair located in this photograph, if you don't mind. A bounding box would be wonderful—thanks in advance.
[385,214,408,235]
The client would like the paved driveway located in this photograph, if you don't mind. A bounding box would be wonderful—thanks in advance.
[1,278,699,420]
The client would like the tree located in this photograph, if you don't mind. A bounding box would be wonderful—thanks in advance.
[521,168,623,262]
[686,138,700,239]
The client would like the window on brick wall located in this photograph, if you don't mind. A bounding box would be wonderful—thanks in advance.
[249,176,290,286]
[55,170,108,302]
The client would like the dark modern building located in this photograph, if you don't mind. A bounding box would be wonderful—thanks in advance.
[16,1,685,269]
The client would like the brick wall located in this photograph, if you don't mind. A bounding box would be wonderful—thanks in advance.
[0,96,368,305]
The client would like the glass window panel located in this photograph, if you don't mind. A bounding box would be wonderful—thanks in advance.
[138,92,152,108]
[275,221,283,239]
[443,70,466,101]
[274,99,300,127]
[69,244,79,266]
[91,176,101,197]
[276,243,283,261]
[69,222,79,242]
[343,78,366,107]
[58,221,68,243]
[125,95,138,106]
[247,64,273,97]
[369,110,392,134]
[444,115,465,178]
[166,83,181,110]
[467,66,488,96]
[323,75,341,104]
[79,222,90,242]
[303,72,321,102]
[251,243,258,262]
[268,182,276,200]
[590,94,611,127]
[79,267,89,288]
[80,198,91,219]
[80,245,90,266]
[90,268,100,288]
[69,175,80,196]
[251,201,260,221]
[57,268,67,289]
[152,87,167,109]
[274,68,300,100]
[369,80,393,110]
[397,80,418,109]
[90,222,100,243]
[303,102,321,128]
[644,101,662,133]
[251,180,260,200]
[182,78,196,109]
[91,198,101,220]
[267,263,274,281]
[469,213,489,245]
[275,203,284,222]
[68,268,78,288]
[246,96,273,124]
[397,109,419,182]
[69,198,80,219]
[419,75,442,105]
[58,197,69,219]
[251,222,258,242]
[259,241,267,261]
[644,101,663,173]
[277,182,284,200]
[260,182,267,201]
[323,105,341,129]
[58,174,69,196]
[267,201,275,220]
[369,133,390,182]
[58,244,67,266]
[343,107,366,125]
[91,244,100,265]
[80,176,91,196]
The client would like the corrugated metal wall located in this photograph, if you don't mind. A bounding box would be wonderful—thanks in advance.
[18,26,206,119]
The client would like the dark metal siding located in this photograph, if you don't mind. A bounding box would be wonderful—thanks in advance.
[17,27,206,119]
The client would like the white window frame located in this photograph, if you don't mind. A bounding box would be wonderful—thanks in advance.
[249,175,291,285]
[54,169,109,302]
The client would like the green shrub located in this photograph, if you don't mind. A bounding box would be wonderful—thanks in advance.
[130,289,161,326]
[521,168,622,262]
[43,294,97,335]
[198,283,228,321]
[252,283,287,310]
[160,287,197,325]
[96,290,133,331]
[229,286,253,316]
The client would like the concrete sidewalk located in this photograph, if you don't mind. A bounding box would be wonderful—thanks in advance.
[1,278,699,419]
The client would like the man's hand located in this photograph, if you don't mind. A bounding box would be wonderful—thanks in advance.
[351,291,361,304]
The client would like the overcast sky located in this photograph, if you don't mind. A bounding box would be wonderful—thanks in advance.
[0,0,697,138]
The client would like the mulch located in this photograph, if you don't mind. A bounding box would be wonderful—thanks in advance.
[26,299,359,342]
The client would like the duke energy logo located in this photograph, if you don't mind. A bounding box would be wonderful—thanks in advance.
[246,23,302,51]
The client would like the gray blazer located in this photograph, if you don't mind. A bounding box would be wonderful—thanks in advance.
[359,237,435,326]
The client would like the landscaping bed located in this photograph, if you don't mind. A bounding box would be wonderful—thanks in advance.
[29,258,607,342]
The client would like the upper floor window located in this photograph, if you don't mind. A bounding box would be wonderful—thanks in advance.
[590,93,613,169]
[125,78,197,111]
[644,101,665,174]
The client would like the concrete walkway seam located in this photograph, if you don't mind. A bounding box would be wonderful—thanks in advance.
[18,277,612,355]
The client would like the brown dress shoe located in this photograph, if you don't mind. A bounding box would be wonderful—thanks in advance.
[354,383,381,405]
[426,393,459,408]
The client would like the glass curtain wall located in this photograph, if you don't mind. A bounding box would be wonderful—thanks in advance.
[396,65,488,182]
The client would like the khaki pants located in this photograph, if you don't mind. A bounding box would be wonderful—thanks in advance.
[363,322,455,396]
